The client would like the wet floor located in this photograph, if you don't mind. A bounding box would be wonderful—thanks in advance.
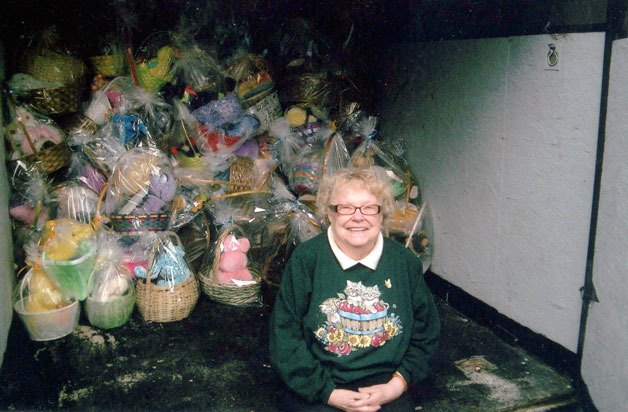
[0,283,580,411]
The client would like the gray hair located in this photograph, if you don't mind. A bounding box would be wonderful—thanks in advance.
[316,166,394,230]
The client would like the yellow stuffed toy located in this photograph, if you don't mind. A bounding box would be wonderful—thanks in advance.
[41,218,95,261]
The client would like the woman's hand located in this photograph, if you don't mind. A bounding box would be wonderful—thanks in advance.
[356,376,406,407]
[327,388,382,412]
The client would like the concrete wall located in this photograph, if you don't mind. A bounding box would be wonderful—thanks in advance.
[0,42,16,368]
[380,33,604,352]
[580,38,628,412]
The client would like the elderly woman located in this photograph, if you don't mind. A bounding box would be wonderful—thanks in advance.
[270,167,440,412]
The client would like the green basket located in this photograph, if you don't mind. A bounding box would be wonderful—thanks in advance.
[85,289,135,329]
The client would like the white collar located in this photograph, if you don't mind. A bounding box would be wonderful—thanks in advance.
[327,227,383,270]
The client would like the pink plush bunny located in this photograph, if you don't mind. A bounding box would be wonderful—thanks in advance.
[215,234,253,283]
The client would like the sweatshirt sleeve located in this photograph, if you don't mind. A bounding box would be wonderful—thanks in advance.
[269,246,336,403]
[397,262,441,386]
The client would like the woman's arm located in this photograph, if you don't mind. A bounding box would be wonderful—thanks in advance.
[269,248,337,403]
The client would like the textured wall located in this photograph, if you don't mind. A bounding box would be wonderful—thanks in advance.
[0,42,15,367]
[380,33,604,352]
[581,38,628,412]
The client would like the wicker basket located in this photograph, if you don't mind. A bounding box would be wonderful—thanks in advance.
[85,288,135,329]
[199,266,262,307]
[136,274,199,322]
[9,142,72,175]
[90,54,125,78]
[198,229,262,306]
[244,90,282,133]
[135,233,199,322]
[21,85,82,116]
[22,49,87,86]
[109,213,171,233]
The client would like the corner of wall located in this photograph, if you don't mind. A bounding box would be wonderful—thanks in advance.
[0,40,16,369]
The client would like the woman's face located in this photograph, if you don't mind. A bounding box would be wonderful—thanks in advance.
[328,181,383,260]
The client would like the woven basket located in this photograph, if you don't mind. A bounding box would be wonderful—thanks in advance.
[135,233,199,322]
[198,229,262,306]
[199,266,262,306]
[58,113,99,138]
[279,73,334,108]
[244,90,282,132]
[136,64,168,92]
[136,274,199,322]
[90,54,125,77]
[22,85,82,116]
[22,49,87,85]
[109,213,171,233]
[10,142,72,175]
[85,288,135,329]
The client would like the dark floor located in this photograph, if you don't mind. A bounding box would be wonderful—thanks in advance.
[0,282,582,412]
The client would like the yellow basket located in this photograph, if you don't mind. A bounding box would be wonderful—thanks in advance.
[90,54,126,78]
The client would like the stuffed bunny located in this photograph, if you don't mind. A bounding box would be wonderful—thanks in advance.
[215,234,253,283]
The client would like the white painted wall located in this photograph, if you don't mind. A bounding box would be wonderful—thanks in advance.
[581,38,628,412]
[380,33,604,352]
[0,42,16,367]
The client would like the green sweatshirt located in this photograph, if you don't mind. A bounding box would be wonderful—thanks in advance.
[269,233,440,404]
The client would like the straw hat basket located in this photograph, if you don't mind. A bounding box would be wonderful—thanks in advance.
[198,226,263,307]
[135,232,199,322]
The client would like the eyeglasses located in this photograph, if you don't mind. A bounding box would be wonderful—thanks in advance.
[329,204,381,215]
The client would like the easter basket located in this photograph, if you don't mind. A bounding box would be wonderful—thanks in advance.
[200,192,288,303]
[84,232,136,329]
[90,52,126,78]
[5,100,72,174]
[21,48,87,86]
[135,232,199,322]
[291,132,350,210]
[15,141,72,175]
[178,155,276,198]
[85,288,135,329]
[95,183,171,233]
[21,84,83,116]
[227,54,275,103]
[96,147,178,233]
[244,89,282,132]
[198,227,263,306]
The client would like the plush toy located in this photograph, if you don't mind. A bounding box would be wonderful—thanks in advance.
[5,107,64,159]
[10,202,49,226]
[24,267,68,313]
[138,171,177,214]
[41,218,95,261]
[215,234,253,284]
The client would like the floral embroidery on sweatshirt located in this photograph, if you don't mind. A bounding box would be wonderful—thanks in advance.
[315,280,402,356]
